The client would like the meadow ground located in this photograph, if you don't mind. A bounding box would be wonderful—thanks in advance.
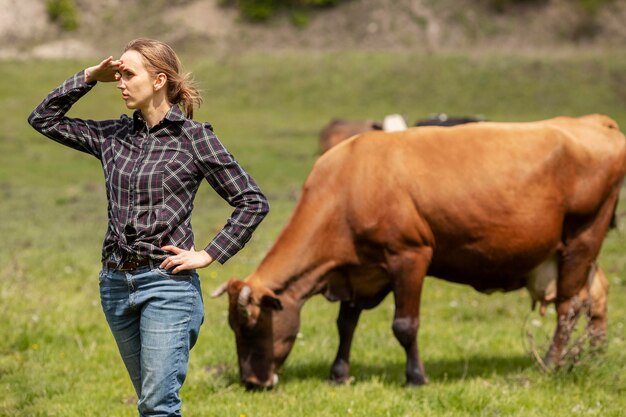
[1,50,625,417]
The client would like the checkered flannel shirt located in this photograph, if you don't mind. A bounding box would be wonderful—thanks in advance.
[28,70,269,264]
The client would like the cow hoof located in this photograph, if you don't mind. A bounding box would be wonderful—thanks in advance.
[328,375,352,385]
[588,327,607,348]
[244,381,276,391]
[406,374,428,387]
[541,347,564,372]
[243,373,279,391]
[329,360,350,384]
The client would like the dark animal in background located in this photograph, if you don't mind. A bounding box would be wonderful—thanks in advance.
[415,113,485,126]
[215,114,625,389]
[318,118,382,154]
[319,114,483,154]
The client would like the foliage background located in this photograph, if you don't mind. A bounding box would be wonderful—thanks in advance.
[222,0,615,21]
[3,0,626,59]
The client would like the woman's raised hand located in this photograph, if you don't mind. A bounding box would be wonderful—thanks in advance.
[85,56,123,83]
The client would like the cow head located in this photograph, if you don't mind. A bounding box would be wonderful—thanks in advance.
[212,278,300,389]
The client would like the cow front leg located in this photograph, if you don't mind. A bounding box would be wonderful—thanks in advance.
[329,301,362,384]
[392,315,427,386]
[390,249,431,386]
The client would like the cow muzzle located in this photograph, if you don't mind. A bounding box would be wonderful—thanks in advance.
[243,373,279,391]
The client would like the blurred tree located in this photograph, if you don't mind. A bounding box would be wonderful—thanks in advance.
[225,0,615,27]
[222,0,341,21]
[487,0,613,14]
[46,0,79,31]
[487,0,548,14]
[577,0,612,14]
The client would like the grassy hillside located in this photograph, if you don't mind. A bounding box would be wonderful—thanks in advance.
[1,51,625,416]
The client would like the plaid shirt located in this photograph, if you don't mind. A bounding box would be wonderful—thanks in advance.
[28,71,269,265]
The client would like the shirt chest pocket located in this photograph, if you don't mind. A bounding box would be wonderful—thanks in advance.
[135,170,164,210]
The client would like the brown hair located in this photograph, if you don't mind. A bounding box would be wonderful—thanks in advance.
[124,38,202,119]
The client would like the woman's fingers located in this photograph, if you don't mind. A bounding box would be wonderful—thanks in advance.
[161,245,183,255]
[85,56,122,83]
[100,56,113,66]
[160,245,185,270]
[160,246,213,273]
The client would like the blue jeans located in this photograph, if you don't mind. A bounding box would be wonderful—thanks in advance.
[99,264,204,417]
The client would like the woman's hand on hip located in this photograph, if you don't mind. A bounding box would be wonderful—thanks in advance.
[160,245,214,273]
[85,56,122,83]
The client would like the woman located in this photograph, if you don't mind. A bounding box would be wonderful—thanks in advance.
[28,38,269,416]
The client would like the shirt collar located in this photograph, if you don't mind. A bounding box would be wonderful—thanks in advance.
[132,105,187,131]
[163,105,187,122]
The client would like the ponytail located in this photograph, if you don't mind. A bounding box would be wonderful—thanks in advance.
[124,38,203,119]
[167,71,203,119]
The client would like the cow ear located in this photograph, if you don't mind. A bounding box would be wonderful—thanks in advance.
[261,294,283,310]
[259,287,282,310]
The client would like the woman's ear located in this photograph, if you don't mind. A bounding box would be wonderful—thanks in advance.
[154,73,167,92]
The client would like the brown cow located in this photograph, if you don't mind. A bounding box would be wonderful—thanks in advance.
[318,118,382,154]
[319,114,482,154]
[214,114,626,389]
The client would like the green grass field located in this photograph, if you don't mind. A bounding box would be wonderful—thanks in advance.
[1,50,626,416]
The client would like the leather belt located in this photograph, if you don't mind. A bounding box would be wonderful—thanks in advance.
[106,257,153,271]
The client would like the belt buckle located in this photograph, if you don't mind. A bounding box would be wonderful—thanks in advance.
[108,256,150,271]
[124,259,138,270]
[125,257,144,271]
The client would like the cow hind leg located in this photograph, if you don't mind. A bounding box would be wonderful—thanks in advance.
[583,264,609,347]
[329,301,362,384]
[546,194,618,367]
[389,249,431,386]
[545,292,587,368]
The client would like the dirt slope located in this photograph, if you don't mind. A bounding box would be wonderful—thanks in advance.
[1,0,624,59]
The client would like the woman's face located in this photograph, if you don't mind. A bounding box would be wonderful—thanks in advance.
[116,50,158,112]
